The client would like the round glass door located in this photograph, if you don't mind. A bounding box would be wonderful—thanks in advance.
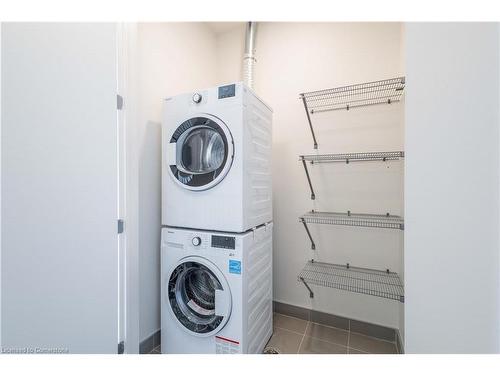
[167,257,231,336]
[169,116,234,191]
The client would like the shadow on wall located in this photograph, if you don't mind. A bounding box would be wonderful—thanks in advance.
[138,120,162,338]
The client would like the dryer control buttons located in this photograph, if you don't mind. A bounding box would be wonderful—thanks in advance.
[192,93,202,104]
[191,236,202,246]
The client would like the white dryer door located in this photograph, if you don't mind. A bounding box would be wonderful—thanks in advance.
[167,256,232,337]
[167,115,234,191]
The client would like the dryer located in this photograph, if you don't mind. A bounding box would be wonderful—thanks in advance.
[162,82,273,232]
[160,224,273,354]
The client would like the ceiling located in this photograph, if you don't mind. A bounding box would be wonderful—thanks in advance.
[205,22,245,34]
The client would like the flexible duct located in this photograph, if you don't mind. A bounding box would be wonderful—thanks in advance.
[243,22,258,89]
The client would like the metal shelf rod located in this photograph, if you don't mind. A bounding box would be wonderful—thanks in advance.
[300,218,316,250]
[301,94,318,149]
[299,277,314,298]
[300,156,316,200]
[312,98,402,113]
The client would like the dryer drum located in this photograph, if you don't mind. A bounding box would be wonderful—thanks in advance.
[185,269,218,311]
[180,127,225,174]
[169,116,233,190]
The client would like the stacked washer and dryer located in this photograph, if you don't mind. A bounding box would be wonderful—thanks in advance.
[161,82,273,354]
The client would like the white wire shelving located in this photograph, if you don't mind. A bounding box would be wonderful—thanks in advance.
[299,211,404,250]
[300,76,405,149]
[299,152,404,200]
[298,261,404,302]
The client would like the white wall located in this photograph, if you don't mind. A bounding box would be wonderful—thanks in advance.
[215,23,405,329]
[2,23,119,353]
[405,23,500,353]
[215,24,245,84]
[136,23,218,342]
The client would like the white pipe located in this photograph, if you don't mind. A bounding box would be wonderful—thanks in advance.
[243,22,258,89]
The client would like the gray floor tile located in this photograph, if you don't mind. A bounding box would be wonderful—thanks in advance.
[349,333,398,354]
[149,345,161,354]
[305,322,348,347]
[266,327,303,354]
[348,347,368,354]
[299,336,347,354]
[274,313,308,334]
[140,334,154,354]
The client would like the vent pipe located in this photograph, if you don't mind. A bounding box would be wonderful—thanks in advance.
[243,22,258,89]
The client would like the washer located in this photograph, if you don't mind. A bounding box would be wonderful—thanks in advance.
[161,224,273,354]
[162,82,273,232]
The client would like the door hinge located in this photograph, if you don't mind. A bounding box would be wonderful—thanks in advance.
[118,219,124,234]
[118,341,124,354]
[117,94,124,110]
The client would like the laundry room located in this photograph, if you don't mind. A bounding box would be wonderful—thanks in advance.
[2,13,500,363]
[132,22,405,354]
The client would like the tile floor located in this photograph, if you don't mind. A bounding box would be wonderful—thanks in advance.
[149,312,399,354]
[265,313,398,354]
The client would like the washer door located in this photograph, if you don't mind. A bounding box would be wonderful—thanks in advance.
[167,115,234,191]
[167,256,232,337]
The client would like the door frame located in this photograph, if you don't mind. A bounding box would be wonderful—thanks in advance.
[117,22,140,354]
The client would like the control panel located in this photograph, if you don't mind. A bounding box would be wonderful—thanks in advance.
[218,84,236,99]
[211,235,236,249]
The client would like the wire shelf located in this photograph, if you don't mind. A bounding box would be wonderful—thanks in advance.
[299,152,404,200]
[301,77,405,114]
[301,151,404,164]
[298,261,404,302]
[299,76,405,148]
[300,211,404,230]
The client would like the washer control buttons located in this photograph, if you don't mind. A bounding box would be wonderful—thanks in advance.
[192,236,202,246]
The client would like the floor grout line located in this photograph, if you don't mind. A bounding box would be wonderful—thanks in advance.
[349,347,370,354]
[306,320,350,333]
[347,321,351,350]
[304,335,349,351]
[348,330,398,344]
[296,321,309,354]
[278,312,350,333]
[275,312,309,323]
[274,325,307,336]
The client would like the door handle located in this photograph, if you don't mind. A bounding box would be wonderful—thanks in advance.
[215,289,228,317]
[167,142,176,165]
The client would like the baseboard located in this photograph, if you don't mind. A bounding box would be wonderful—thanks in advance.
[273,300,398,343]
[139,329,161,354]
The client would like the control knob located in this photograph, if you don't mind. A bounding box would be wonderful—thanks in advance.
[192,237,201,246]
[192,93,202,104]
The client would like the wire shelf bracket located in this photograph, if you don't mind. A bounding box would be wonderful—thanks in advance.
[300,217,316,250]
[299,276,315,298]
[298,261,404,303]
[300,76,405,148]
[300,152,404,200]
